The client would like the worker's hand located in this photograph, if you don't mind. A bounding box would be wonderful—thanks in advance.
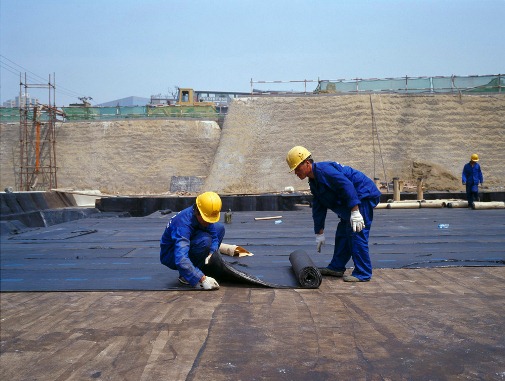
[350,210,365,232]
[195,276,220,290]
[315,233,325,252]
[204,251,213,265]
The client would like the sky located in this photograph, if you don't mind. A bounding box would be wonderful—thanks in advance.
[1,0,504,107]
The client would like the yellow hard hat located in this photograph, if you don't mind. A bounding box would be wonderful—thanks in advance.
[471,153,479,162]
[286,146,311,172]
[196,192,222,223]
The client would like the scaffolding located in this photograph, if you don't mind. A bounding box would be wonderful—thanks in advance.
[18,73,60,191]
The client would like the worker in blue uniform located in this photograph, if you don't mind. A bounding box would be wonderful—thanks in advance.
[462,153,484,208]
[160,191,224,290]
[286,146,382,282]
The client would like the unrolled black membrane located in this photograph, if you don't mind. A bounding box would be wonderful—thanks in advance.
[203,249,321,289]
[203,249,281,288]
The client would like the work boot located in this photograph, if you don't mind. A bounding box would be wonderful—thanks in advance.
[178,276,190,285]
[319,267,344,277]
[343,275,369,282]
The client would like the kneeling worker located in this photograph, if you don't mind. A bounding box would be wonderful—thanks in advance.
[160,191,224,290]
[286,146,381,282]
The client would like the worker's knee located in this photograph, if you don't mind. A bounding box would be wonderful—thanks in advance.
[191,234,213,252]
[214,222,225,243]
[189,223,225,255]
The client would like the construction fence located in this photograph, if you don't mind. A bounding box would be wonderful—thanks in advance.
[2,74,502,123]
[251,74,503,95]
[0,105,221,123]
[315,74,503,94]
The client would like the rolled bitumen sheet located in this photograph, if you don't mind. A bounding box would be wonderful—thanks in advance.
[203,249,321,289]
[289,250,322,288]
[203,249,282,288]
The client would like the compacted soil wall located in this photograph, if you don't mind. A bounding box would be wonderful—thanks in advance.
[204,94,505,194]
[1,119,221,195]
[1,94,504,195]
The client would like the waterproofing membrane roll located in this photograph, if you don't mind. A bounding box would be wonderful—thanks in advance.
[203,249,283,288]
[202,249,321,288]
[289,250,322,288]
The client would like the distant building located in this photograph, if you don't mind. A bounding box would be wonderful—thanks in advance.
[2,93,39,108]
[95,96,150,107]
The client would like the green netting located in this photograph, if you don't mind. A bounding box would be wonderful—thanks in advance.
[404,77,432,93]
[62,106,151,120]
[462,77,505,93]
[0,108,55,123]
[316,75,503,94]
[120,106,146,118]
[431,77,454,93]
[317,81,356,93]
[455,76,494,89]
[60,105,217,121]
[98,107,120,119]
[62,107,101,120]
[0,108,20,122]
[146,105,217,119]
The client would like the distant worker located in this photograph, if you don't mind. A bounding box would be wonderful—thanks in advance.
[160,191,224,290]
[462,153,484,208]
[286,146,382,282]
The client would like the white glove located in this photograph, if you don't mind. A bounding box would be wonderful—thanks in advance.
[350,210,365,232]
[315,233,325,252]
[195,276,220,290]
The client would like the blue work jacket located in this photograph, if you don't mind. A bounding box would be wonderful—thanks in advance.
[309,161,382,234]
[160,206,220,285]
[462,162,483,191]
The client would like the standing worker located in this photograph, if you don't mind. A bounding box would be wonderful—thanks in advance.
[160,191,224,290]
[286,146,381,282]
[462,153,484,208]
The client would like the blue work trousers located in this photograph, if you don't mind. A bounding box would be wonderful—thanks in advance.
[328,197,378,281]
[184,223,225,272]
[465,183,479,207]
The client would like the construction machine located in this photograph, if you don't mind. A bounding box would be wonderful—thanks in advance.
[146,87,217,119]
[62,87,220,122]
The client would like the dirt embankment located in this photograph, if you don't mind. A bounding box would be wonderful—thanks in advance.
[203,94,505,194]
[1,94,504,195]
[0,119,221,195]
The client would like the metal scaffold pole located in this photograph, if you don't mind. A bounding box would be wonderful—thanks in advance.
[18,73,60,191]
